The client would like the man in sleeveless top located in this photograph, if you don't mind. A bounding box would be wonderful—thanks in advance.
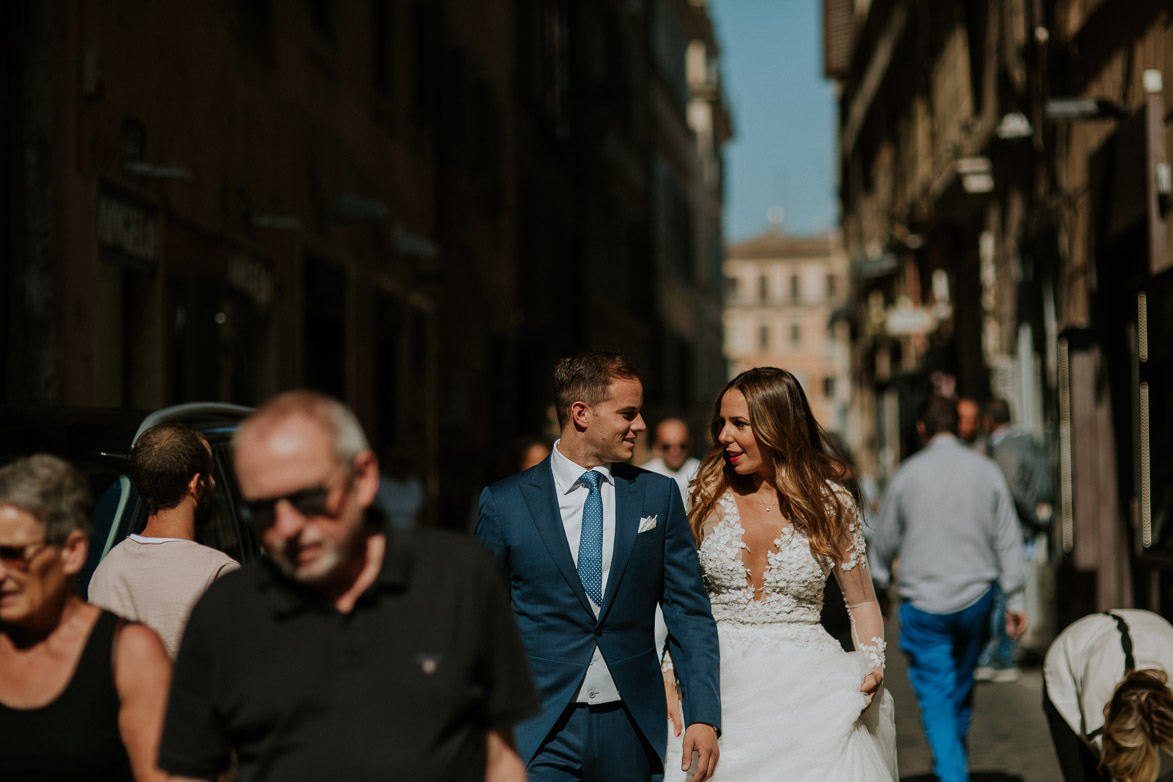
[89,423,238,659]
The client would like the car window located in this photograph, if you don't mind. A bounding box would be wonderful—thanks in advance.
[79,475,144,598]
[196,437,258,563]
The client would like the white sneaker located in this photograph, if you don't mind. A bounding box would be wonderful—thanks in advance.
[974,666,995,682]
[992,666,1021,683]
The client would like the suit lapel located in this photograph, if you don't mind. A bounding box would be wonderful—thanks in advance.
[520,460,595,617]
[598,469,640,621]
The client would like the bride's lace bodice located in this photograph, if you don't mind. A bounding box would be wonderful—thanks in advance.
[701,493,845,625]
[694,487,885,669]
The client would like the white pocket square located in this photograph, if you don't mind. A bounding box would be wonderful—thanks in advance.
[638,515,658,533]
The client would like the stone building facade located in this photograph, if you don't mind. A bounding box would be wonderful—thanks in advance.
[723,229,852,435]
[825,0,1173,621]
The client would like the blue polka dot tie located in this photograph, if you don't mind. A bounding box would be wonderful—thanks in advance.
[577,470,604,607]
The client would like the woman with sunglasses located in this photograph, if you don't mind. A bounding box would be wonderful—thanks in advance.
[662,367,896,779]
[0,454,171,781]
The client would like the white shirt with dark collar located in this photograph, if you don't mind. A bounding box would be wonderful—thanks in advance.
[550,439,621,704]
[1044,609,1173,764]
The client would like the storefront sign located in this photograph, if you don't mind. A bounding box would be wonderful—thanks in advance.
[885,306,935,336]
[227,252,273,308]
[98,184,158,263]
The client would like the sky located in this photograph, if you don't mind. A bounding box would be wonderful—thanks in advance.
[708,1,838,241]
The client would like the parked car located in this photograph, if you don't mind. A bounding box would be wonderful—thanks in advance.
[0,402,258,595]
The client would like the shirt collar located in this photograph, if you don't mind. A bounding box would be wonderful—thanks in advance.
[927,432,960,449]
[550,438,613,496]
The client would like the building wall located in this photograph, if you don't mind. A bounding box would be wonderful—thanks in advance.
[3,0,732,527]
[723,230,851,432]
[829,0,1173,620]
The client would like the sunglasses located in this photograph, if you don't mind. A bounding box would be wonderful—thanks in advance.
[658,443,690,450]
[240,463,355,528]
[0,540,50,572]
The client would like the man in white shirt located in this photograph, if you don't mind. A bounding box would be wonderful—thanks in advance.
[642,418,700,510]
[89,423,238,658]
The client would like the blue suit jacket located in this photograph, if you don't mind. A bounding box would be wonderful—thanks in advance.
[476,457,721,766]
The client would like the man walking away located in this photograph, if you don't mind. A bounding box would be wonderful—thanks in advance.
[975,398,1054,683]
[872,395,1027,782]
[89,423,238,659]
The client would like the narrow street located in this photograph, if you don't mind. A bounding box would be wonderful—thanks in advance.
[886,614,1062,781]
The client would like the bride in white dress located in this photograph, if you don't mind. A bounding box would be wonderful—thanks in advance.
[664,367,897,781]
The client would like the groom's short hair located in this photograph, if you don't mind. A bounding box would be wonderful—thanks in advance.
[553,352,641,428]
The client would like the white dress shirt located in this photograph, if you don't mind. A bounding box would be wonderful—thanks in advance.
[642,455,700,510]
[1044,609,1173,758]
[550,439,622,704]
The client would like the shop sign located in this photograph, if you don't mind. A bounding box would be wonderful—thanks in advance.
[885,306,936,336]
[98,184,158,263]
[227,252,273,308]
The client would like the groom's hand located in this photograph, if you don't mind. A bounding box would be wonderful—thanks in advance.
[681,723,719,782]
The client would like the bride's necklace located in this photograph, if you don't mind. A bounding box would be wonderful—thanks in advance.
[744,492,779,513]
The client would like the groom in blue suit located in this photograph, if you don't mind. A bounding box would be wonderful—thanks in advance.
[477,352,721,781]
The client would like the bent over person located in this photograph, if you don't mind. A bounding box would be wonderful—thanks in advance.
[476,352,722,782]
[1044,609,1173,782]
[89,423,239,659]
[159,391,540,782]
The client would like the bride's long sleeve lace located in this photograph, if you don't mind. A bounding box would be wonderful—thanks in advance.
[662,486,900,780]
[831,489,886,678]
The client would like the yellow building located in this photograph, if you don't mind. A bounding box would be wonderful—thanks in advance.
[723,228,851,433]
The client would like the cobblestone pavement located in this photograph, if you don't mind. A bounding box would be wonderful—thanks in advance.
[885,613,1062,782]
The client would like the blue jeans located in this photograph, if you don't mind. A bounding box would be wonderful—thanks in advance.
[899,588,994,782]
[977,582,1017,669]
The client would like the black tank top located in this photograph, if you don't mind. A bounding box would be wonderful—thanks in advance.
[0,610,134,781]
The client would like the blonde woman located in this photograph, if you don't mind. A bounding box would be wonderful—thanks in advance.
[663,367,896,779]
[1044,609,1173,781]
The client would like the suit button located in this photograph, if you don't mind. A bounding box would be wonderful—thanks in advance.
[594,628,603,637]
[588,691,599,699]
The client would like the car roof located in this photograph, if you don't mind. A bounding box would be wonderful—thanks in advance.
[0,402,253,467]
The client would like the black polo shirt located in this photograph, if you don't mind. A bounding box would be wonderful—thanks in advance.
[159,522,539,782]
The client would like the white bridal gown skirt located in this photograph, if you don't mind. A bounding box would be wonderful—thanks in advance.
[665,621,898,782]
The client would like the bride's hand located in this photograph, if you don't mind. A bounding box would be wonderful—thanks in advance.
[665,674,683,737]
[860,671,883,712]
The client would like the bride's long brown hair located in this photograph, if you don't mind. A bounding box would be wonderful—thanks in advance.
[688,367,852,560]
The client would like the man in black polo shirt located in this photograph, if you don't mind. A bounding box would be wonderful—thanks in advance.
[160,391,539,782]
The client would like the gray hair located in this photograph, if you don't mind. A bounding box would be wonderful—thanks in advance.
[235,390,370,468]
[0,455,93,543]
